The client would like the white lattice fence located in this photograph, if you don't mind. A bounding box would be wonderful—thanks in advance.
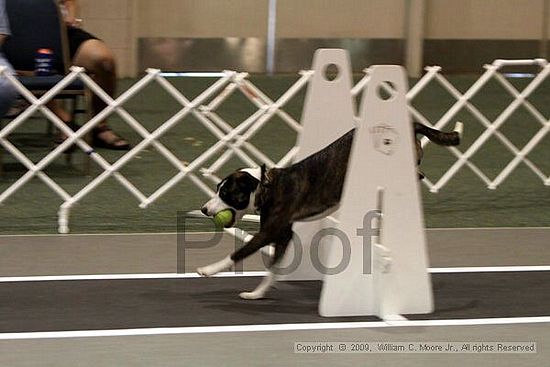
[1,59,549,233]
[0,67,315,232]
[353,59,550,193]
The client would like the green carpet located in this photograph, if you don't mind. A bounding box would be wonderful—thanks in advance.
[1,74,549,234]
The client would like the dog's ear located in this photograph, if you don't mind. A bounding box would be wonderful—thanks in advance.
[260,164,267,182]
[238,171,260,193]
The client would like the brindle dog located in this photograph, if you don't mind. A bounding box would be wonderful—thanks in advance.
[198,122,462,299]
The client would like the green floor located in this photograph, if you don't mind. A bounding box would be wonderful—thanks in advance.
[1,74,549,234]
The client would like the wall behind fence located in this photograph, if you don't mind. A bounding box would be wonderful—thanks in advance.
[425,0,544,40]
[78,0,550,76]
[78,0,135,77]
[275,0,405,38]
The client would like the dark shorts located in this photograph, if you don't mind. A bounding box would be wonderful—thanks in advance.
[67,26,99,58]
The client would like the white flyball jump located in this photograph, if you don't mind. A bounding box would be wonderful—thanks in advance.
[276,49,356,282]
[280,49,433,320]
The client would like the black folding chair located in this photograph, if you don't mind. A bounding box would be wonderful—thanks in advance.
[2,0,91,172]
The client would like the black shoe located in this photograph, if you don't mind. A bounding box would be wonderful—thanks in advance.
[92,125,130,150]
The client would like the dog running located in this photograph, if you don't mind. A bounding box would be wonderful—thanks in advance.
[198,121,463,299]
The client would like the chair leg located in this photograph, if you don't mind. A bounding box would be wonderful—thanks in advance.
[0,120,3,176]
[46,120,53,136]
[65,98,77,167]
[84,130,92,175]
[83,89,92,176]
[65,151,72,165]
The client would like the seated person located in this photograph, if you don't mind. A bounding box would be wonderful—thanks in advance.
[52,0,129,150]
[0,0,17,118]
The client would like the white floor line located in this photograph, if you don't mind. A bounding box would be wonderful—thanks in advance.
[1,265,549,283]
[1,316,550,340]
[0,232,180,238]
[425,226,550,231]
[0,271,268,283]
[429,265,550,273]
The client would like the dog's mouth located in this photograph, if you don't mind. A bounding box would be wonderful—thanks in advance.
[214,208,237,228]
[224,209,237,228]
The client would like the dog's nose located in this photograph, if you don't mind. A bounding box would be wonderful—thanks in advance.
[201,207,209,216]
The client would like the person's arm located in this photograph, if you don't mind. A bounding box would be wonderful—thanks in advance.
[0,0,10,45]
[59,0,81,27]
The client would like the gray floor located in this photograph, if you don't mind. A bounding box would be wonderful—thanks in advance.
[2,228,550,276]
[1,325,548,367]
[1,272,550,332]
[0,228,549,366]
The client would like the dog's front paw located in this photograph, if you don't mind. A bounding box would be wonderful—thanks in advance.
[239,291,265,300]
[196,266,214,277]
[197,256,234,277]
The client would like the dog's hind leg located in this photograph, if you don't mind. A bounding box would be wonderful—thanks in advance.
[239,227,292,300]
[239,271,276,300]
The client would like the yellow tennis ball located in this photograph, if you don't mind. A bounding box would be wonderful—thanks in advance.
[213,209,234,228]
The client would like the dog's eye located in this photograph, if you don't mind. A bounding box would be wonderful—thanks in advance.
[219,188,249,210]
[218,186,231,202]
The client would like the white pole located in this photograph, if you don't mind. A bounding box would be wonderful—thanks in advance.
[266,0,277,75]
[541,0,550,59]
[405,0,426,78]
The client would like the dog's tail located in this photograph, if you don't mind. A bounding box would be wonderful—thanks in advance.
[414,121,463,146]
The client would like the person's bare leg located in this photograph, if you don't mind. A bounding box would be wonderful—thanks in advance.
[48,100,72,124]
[46,100,80,153]
[73,39,129,149]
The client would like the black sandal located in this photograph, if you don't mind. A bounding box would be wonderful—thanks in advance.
[92,125,131,150]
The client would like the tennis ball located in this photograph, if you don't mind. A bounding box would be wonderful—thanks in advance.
[213,209,234,228]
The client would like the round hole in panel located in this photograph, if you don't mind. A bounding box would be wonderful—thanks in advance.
[323,63,340,82]
[376,81,397,101]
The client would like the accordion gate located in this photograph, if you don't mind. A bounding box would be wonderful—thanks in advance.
[0,59,549,233]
